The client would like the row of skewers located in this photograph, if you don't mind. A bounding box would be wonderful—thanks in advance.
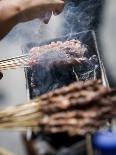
[0,80,115,135]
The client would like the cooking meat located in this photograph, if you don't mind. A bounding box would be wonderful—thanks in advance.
[26,39,100,98]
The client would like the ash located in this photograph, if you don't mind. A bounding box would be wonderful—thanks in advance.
[26,40,100,98]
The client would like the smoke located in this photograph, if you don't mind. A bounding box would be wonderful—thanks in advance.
[63,0,103,35]
[1,0,103,46]
[3,15,63,47]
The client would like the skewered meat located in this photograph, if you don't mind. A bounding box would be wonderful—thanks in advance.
[38,80,115,135]
[0,80,115,136]
[26,40,100,98]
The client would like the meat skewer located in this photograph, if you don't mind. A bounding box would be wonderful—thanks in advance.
[0,80,115,136]
[0,39,87,70]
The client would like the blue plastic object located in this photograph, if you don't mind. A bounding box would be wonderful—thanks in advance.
[92,131,116,155]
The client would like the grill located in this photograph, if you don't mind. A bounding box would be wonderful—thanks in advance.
[22,30,109,155]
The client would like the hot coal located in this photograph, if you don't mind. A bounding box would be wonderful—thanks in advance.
[26,40,100,98]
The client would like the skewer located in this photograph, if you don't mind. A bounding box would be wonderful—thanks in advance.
[0,80,114,135]
[0,54,30,70]
[0,39,87,70]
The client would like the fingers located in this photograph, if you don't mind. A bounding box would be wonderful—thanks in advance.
[42,11,52,24]
[19,0,64,23]
[50,0,64,16]
[43,0,64,23]
[53,10,62,16]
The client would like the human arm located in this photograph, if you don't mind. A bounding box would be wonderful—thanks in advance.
[0,0,64,39]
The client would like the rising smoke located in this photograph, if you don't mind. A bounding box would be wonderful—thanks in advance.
[63,0,103,35]
[2,0,103,46]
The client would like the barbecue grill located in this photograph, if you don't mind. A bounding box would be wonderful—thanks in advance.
[21,30,109,155]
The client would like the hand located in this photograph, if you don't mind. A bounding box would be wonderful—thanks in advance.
[19,0,64,23]
[0,0,64,39]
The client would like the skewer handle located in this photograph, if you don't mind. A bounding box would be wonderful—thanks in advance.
[0,54,29,70]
